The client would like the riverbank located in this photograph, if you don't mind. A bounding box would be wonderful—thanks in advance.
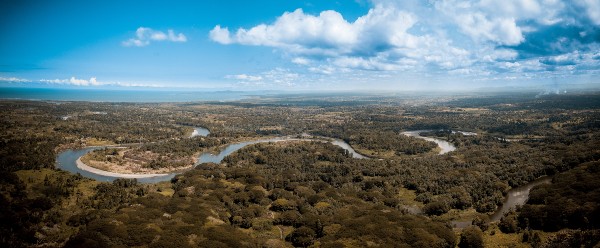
[80,148,196,175]
[65,131,451,180]
[489,176,551,222]
[60,134,368,182]
[401,130,458,155]
[76,157,168,179]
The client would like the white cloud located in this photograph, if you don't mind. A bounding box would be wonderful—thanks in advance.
[434,0,528,45]
[0,76,30,83]
[577,0,600,25]
[227,9,357,48]
[480,48,518,62]
[39,76,160,87]
[262,68,299,86]
[210,6,419,56]
[434,0,575,45]
[332,56,413,71]
[71,76,94,85]
[38,78,65,84]
[123,27,187,47]
[209,0,600,87]
[209,25,232,44]
[308,65,336,74]
[167,30,187,42]
[225,74,263,81]
[291,57,311,65]
[210,4,473,73]
[40,77,100,86]
[454,13,523,45]
[225,68,301,88]
[478,0,542,19]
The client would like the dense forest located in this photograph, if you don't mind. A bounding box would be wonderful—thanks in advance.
[520,161,600,232]
[492,161,600,247]
[0,92,599,247]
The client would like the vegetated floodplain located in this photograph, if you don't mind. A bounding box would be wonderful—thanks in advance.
[1,91,600,247]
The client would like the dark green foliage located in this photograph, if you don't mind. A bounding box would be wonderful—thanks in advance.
[542,229,600,248]
[168,141,457,246]
[499,210,520,233]
[2,93,600,247]
[90,179,145,209]
[275,210,302,226]
[147,231,189,248]
[200,226,255,248]
[459,226,484,248]
[0,137,62,171]
[424,201,450,216]
[287,226,316,247]
[64,231,111,248]
[518,161,600,232]
[522,230,542,247]
[349,131,438,155]
[271,198,297,211]
[320,208,456,248]
[67,210,101,227]
[471,213,490,231]
[0,171,86,247]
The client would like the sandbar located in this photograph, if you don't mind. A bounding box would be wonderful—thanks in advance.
[76,157,169,178]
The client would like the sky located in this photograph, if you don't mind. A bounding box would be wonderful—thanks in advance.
[0,0,599,91]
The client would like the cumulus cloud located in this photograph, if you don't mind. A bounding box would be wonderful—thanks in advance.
[210,0,600,86]
[210,5,473,72]
[577,0,600,25]
[539,53,580,66]
[123,27,187,47]
[433,0,562,45]
[210,7,417,55]
[455,13,523,45]
[209,25,232,44]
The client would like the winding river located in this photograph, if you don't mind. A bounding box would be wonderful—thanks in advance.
[490,176,551,222]
[400,130,475,155]
[56,128,546,221]
[56,132,367,183]
[402,130,553,223]
[401,130,457,154]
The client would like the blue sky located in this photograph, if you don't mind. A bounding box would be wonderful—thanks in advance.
[0,0,599,91]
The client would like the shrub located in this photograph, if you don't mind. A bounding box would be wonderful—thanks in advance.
[424,201,450,216]
[459,226,484,248]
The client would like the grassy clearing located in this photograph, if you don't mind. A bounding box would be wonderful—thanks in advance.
[397,187,424,215]
[397,187,421,206]
[435,208,479,223]
[149,181,175,197]
[482,225,529,248]
[483,225,561,248]
[16,169,100,207]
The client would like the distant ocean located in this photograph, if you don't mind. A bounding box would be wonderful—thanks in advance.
[0,87,250,102]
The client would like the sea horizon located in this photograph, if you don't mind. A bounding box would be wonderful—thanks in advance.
[0,86,255,102]
[2,84,599,103]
